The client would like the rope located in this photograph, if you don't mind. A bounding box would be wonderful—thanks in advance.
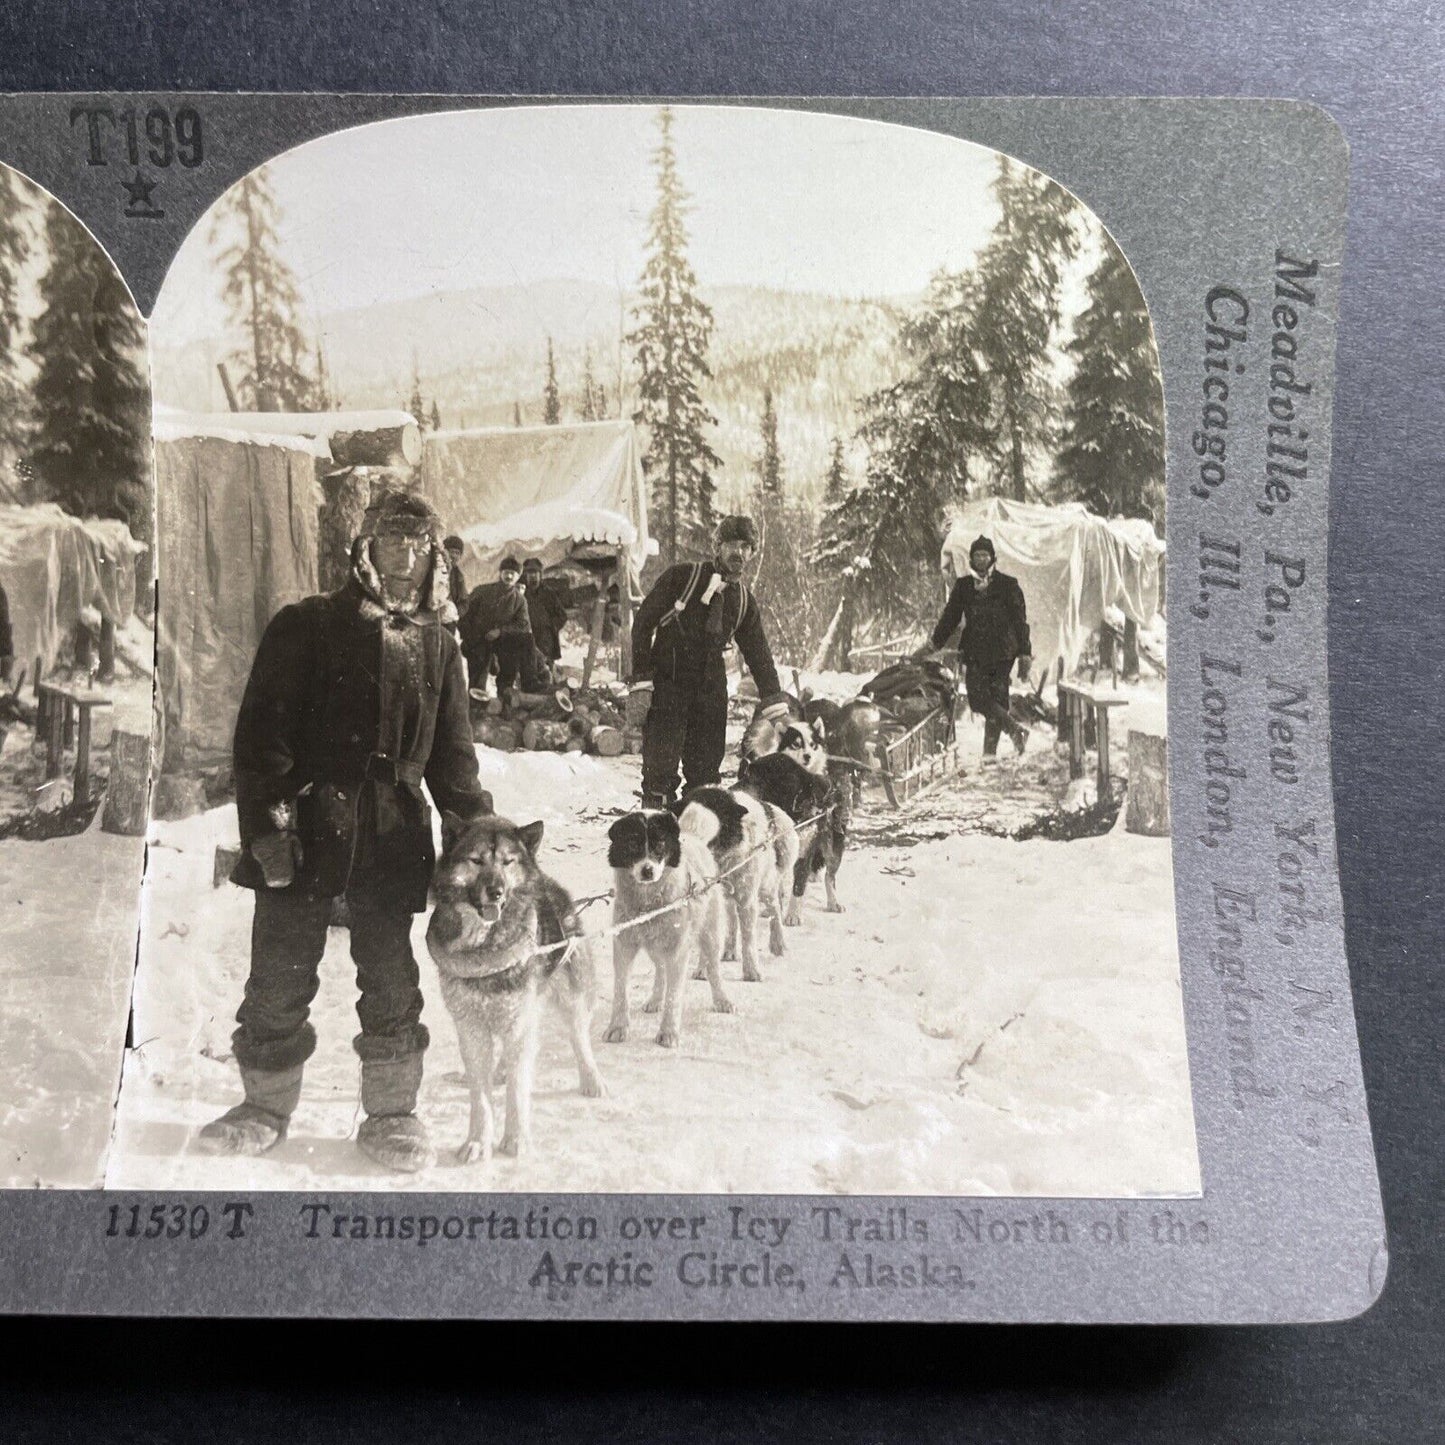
[518,804,833,960]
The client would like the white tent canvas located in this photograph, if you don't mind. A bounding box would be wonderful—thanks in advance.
[420,420,652,583]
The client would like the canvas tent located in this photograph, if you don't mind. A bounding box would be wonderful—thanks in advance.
[153,413,327,767]
[420,421,653,582]
[0,503,143,676]
[941,498,1165,683]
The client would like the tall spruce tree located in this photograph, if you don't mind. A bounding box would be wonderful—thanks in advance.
[580,346,608,422]
[822,436,847,509]
[973,156,1080,500]
[0,169,31,462]
[542,337,561,424]
[513,400,523,427]
[812,271,994,665]
[314,336,334,411]
[756,388,783,502]
[29,198,150,542]
[1054,239,1164,523]
[429,399,442,431]
[407,351,425,427]
[209,168,318,412]
[628,106,721,565]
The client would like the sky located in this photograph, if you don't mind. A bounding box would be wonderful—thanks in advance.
[151,104,1032,345]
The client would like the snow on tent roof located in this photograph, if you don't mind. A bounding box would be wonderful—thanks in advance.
[0,504,144,674]
[941,497,1165,683]
[151,407,343,460]
[420,420,652,578]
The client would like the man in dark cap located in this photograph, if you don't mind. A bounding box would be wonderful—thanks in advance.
[459,555,532,699]
[200,489,492,1172]
[628,514,790,808]
[919,534,1032,757]
[519,556,569,689]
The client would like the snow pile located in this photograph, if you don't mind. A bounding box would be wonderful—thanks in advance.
[108,726,1197,1198]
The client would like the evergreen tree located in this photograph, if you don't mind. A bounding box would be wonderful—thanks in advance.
[756,387,783,502]
[1054,239,1164,524]
[812,270,994,665]
[513,400,523,427]
[0,168,31,460]
[973,156,1080,500]
[628,106,721,565]
[314,337,333,411]
[408,351,426,427]
[580,346,608,421]
[542,337,561,424]
[429,399,442,431]
[209,167,318,411]
[822,436,847,509]
[29,198,150,541]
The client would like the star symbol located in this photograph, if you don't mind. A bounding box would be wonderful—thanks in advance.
[120,169,164,218]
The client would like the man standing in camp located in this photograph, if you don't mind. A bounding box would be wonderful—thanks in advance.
[199,491,492,1173]
[628,514,790,808]
[519,555,568,689]
[459,555,532,700]
[919,534,1032,758]
[442,534,468,641]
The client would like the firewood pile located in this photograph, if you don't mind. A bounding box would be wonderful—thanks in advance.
[470,683,639,757]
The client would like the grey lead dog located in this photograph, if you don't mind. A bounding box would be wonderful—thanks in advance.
[426,814,606,1166]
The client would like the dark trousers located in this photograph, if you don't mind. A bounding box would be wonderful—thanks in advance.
[964,660,1024,755]
[232,887,425,1072]
[465,634,529,695]
[641,670,729,803]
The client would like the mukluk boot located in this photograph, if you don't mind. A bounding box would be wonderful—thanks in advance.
[196,1063,304,1156]
[356,1044,436,1173]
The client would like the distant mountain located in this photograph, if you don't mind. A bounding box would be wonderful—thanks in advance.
[150,280,909,508]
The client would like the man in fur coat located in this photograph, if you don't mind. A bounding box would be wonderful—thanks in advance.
[199,490,492,1172]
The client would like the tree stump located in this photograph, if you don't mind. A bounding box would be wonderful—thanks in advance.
[1126,730,1170,836]
[102,729,153,835]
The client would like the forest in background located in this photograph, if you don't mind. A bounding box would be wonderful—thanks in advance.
[151,106,1166,670]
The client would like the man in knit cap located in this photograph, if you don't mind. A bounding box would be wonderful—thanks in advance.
[200,489,492,1173]
[628,513,790,808]
[919,534,1032,757]
[459,555,532,699]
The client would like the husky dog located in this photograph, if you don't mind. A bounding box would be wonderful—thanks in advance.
[604,808,734,1049]
[426,814,605,1166]
[735,751,839,922]
[679,782,795,982]
[739,699,828,782]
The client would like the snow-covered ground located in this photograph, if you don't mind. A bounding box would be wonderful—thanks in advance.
[108,678,1197,1197]
[0,620,153,1188]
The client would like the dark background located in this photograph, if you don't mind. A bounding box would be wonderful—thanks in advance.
[1,3,1439,1441]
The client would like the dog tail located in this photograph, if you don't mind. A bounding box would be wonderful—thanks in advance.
[678,800,721,847]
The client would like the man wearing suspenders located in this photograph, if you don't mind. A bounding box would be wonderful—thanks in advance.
[627,514,791,808]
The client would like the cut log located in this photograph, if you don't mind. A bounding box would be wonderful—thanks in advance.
[590,724,625,757]
[329,423,422,468]
[564,737,587,753]
[475,718,519,751]
[102,728,152,835]
[1126,730,1170,836]
[218,410,422,467]
[522,719,572,751]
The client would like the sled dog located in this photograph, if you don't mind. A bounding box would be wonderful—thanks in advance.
[735,751,841,921]
[604,808,734,1049]
[679,783,795,981]
[426,814,605,1165]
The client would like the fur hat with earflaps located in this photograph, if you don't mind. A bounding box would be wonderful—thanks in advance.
[969,535,996,561]
[350,488,451,616]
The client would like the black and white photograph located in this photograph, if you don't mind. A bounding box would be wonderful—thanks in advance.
[61,103,1190,1196]
[0,165,153,1187]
